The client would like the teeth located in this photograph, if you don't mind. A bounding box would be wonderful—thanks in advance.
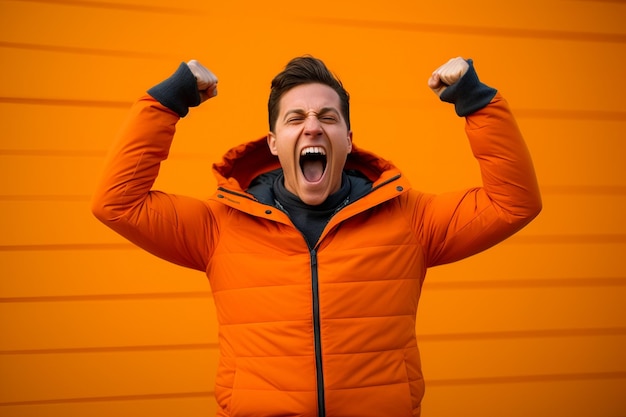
[301,146,326,156]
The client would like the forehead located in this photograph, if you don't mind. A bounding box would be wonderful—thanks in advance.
[279,83,341,113]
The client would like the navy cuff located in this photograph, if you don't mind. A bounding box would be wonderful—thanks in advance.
[439,59,497,117]
[147,62,201,117]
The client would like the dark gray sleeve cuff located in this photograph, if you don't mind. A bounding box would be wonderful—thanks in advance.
[147,62,201,117]
[439,59,498,117]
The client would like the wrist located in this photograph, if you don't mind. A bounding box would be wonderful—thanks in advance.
[439,59,497,117]
[147,62,201,117]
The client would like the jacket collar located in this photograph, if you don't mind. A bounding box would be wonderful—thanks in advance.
[212,136,403,194]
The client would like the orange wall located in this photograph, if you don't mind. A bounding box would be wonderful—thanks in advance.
[1,0,625,416]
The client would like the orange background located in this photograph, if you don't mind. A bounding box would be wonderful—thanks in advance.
[1,0,625,416]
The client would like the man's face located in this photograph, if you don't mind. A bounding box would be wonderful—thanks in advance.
[268,83,352,206]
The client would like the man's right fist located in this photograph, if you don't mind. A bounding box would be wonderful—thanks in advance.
[187,60,218,103]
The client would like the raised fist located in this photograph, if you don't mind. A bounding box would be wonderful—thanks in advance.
[428,57,469,97]
[187,60,218,103]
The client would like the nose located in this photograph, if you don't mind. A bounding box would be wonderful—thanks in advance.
[303,114,323,137]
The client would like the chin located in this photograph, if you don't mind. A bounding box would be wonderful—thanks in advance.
[299,191,329,206]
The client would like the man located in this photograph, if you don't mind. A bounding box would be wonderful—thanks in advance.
[92,56,541,416]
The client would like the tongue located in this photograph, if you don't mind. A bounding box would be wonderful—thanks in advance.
[302,160,324,182]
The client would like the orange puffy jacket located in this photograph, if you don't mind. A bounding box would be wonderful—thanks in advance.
[92,92,541,416]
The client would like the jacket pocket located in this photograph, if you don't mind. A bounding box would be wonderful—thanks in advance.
[214,356,236,413]
[403,346,425,413]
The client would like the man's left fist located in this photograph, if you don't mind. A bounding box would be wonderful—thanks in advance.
[428,57,469,97]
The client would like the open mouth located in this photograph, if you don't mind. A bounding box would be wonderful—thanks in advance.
[300,146,327,183]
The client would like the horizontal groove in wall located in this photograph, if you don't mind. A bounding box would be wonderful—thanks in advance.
[0,41,174,59]
[0,243,136,252]
[0,96,131,109]
[514,108,626,121]
[417,326,626,342]
[509,234,626,245]
[423,277,626,290]
[0,149,105,157]
[427,371,626,387]
[577,0,626,3]
[9,0,207,15]
[540,185,626,196]
[300,17,626,43]
[0,150,210,159]
[0,195,92,202]
[0,390,214,408]
[0,290,212,303]
[0,342,219,356]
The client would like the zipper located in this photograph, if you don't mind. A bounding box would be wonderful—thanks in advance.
[273,202,326,416]
[310,249,325,417]
[305,176,403,416]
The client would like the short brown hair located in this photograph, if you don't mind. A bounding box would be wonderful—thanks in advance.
[268,56,350,132]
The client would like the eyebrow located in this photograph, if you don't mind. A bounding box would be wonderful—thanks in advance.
[283,107,340,120]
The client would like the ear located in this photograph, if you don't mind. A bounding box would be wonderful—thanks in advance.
[267,132,278,156]
[347,131,353,153]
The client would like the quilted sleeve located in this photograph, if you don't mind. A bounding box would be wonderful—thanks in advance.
[419,92,542,267]
[91,95,216,272]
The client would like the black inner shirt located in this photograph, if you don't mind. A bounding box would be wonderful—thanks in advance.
[273,172,351,249]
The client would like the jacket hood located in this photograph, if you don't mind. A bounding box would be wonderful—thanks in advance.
[212,136,402,193]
